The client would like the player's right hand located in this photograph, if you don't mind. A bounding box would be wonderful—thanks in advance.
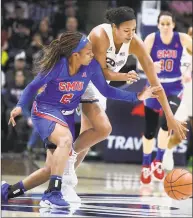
[8,106,22,127]
[125,70,140,84]
[137,86,162,101]
[167,117,188,141]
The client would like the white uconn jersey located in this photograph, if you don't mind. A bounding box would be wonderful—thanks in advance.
[180,47,192,78]
[175,47,192,120]
[81,23,131,110]
[100,23,131,72]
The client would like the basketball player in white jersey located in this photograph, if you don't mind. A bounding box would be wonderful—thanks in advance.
[163,26,192,170]
[61,7,188,202]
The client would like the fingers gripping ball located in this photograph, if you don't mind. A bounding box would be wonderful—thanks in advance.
[164,169,192,200]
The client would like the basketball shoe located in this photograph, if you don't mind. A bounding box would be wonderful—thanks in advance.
[1,181,10,203]
[151,159,165,181]
[140,166,152,184]
[61,185,81,204]
[40,191,70,208]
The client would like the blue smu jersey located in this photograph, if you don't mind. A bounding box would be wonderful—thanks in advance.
[35,58,93,110]
[150,31,183,79]
[17,58,138,111]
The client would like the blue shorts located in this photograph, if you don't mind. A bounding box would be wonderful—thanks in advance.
[31,101,75,145]
[144,80,183,111]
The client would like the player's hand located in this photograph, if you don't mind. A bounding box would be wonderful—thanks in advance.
[154,61,162,74]
[8,106,22,127]
[125,70,140,84]
[167,117,188,140]
[137,86,162,101]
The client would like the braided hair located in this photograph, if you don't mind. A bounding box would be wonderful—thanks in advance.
[34,31,83,74]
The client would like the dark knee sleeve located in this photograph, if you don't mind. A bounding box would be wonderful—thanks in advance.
[144,106,159,139]
[160,95,181,131]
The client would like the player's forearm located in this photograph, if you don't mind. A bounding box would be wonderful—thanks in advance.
[103,68,127,81]
[101,85,139,102]
[17,84,36,109]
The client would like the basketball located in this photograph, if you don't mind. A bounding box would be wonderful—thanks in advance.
[164,169,192,200]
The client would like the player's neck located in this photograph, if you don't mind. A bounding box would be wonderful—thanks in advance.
[112,30,123,48]
[68,57,81,76]
[160,32,174,45]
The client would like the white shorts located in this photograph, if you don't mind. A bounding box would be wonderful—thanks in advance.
[175,81,192,121]
[81,81,107,110]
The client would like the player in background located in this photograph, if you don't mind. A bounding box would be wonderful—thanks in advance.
[61,7,190,200]
[1,31,161,207]
[162,26,192,171]
[139,11,192,185]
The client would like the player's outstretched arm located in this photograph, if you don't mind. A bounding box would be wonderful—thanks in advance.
[129,35,188,140]
[90,60,161,102]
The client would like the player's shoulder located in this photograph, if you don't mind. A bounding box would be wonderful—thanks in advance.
[145,32,156,42]
[88,58,100,68]
[89,24,109,46]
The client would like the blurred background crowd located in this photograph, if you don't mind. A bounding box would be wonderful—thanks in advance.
[1,0,192,163]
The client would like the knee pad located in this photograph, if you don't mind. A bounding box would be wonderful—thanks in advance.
[144,130,156,140]
[160,118,168,131]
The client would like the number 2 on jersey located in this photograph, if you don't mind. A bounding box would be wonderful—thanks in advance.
[160,59,174,72]
[60,93,74,104]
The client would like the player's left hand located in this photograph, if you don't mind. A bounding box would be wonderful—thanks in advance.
[126,70,140,84]
[137,86,162,101]
[167,117,188,141]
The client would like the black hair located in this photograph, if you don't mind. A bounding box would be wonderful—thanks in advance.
[34,31,83,74]
[157,11,175,23]
[105,7,136,27]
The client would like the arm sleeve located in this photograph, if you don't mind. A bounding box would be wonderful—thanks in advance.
[17,68,59,109]
[90,61,139,103]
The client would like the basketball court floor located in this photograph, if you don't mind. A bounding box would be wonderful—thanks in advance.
[1,156,192,217]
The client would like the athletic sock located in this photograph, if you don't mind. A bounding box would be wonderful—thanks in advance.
[142,153,152,166]
[155,148,165,161]
[8,181,26,199]
[47,175,62,192]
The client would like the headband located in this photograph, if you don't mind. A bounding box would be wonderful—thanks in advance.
[72,35,89,53]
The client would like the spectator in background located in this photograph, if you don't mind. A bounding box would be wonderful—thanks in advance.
[65,16,78,32]
[65,6,77,17]
[57,16,79,39]
[6,51,30,86]
[28,0,55,27]
[3,70,32,152]
[35,18,53,45]
[7,5,32,51]
[52,2,79,36]
[26,33,43,68]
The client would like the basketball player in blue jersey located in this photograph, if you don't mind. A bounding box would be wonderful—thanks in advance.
[139,11,192,184]
[162,26,193,171]
[1,31,161,207]
[61,7,190,201]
